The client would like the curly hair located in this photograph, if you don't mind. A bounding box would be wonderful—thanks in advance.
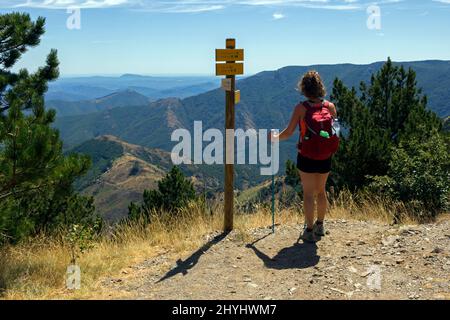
[298,70,326,99]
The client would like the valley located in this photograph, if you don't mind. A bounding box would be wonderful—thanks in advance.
[51,60,450,221]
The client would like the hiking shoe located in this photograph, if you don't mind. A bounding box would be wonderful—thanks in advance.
[301,227,317,243]
[313,222,325,237]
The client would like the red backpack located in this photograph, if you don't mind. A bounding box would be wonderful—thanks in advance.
[298,100,340,160]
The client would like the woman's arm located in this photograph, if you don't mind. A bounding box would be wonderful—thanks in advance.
[272,104,304,141]
[328,102,337,118]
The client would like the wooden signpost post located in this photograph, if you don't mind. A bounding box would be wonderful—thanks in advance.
[215,38,244,231]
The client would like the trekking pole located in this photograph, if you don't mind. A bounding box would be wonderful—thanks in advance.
[271,172,275,233]
[271,129,276,233]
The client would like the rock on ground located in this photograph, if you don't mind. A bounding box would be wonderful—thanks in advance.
[102,218,450,300]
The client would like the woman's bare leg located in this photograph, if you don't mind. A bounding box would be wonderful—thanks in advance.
[299,170,316,229]
[315,173,330,222]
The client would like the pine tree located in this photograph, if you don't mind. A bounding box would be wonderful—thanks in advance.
[0,13,94,243]
[285,159,300,188]
[128,166,197,220]
[331,58,442,189]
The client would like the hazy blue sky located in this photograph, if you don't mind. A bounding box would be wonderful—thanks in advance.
[1,0,449,76]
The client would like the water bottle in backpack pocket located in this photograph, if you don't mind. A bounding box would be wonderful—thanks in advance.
[332,118,341,137]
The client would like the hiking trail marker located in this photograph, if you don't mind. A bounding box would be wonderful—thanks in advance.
[234,90,241,104]
[221,78,232,91]
[215,38,244,231]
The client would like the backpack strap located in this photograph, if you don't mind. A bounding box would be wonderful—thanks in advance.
[297,100,323,149]
[304,100,330,135]
[305,99,326,109]
[302,100,318,131]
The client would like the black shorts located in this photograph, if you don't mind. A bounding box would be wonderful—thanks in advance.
[297,153,332,174]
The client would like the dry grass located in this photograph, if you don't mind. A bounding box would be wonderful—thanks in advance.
[328,190,418,224]
[0,193,421,300]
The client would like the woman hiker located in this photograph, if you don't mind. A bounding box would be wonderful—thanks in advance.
[270,71,339,243]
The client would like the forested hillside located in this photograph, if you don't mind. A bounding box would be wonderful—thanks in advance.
[55,60,450,150]
[53,60,450,191]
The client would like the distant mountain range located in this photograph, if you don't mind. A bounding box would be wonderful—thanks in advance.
[46,74,221,112]
[55,60,450,201]
[46,90,150,117]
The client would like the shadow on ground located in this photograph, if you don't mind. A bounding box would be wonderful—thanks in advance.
[156,231,229,283]
[246,233,320,269]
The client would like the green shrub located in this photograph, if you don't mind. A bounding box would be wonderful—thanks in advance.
[128,166,197,220]
[369,133,450,220]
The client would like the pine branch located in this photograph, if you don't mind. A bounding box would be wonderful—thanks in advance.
[0,182,52,201]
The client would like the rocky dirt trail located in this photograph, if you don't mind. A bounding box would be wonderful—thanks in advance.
[103,217,450,300]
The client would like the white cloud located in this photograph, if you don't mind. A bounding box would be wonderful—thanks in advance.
[272,12,285,19]
[135,3,225,13]
[240,0,359,10]
[0,0,419,13]
[11,0,130,9]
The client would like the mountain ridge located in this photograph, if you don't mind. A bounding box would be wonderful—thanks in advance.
[46,74,220,103]
[47,90,150,117]
[55,60,450,193]
[71,135,228,221]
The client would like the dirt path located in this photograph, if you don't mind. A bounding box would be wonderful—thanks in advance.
[102,218,450,300]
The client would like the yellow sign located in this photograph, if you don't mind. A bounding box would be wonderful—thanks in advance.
[226,39,236,48]
[216,49,244,62]
[235,90,241,104]
[216,63,244,76]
